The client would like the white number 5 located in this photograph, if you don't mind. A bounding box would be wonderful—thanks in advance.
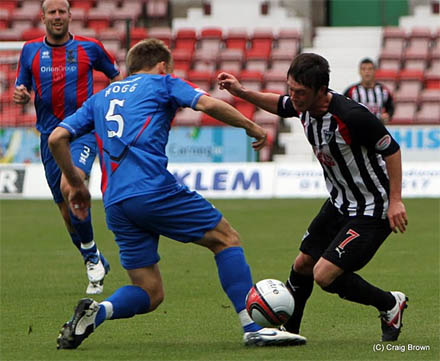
[105,99,125,138]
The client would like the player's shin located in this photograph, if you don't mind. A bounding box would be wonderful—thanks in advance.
[284,268,314,333]
[214,246,261,332]
[68,209,97,259]
[322,272,395,311]
[95,285,151,327]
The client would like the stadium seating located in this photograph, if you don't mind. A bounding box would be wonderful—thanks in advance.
[148,27,172,47]
[224,28,248,51]
[264,69,288,94]
[277,28,301,52]
[391,102,417,124]
[10,1,40,29]
[379,47,402,70]
[415,102,440,123]
[0,9,10,29]
[174,28,197,51]
[199,27,223,51]
[172,48,193,74]
[0,0,19,14]
[218,48,244,73]
[21,28,45,41]
[70,7,86,28]
[249,28,274,56]
[375,69,399,94]
[270,48,296,71]
[382,27,407,50]
[239,70,264,91]
[245,47,270,72]
[187,70,213,91]
[192,48,218,72]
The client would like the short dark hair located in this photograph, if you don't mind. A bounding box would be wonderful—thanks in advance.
[126,38,173,75]
[287,53,330,92]
[359,57,376,68]
[41,0,71,13]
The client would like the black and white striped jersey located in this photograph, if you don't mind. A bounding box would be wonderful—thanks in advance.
[344,83,394,121]
[277,91,400,219]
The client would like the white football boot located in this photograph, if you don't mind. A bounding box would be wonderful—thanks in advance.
[85,251,106,295]
[380,291,408,341]
[243,327,307,346]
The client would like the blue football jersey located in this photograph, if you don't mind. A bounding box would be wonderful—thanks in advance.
[59,73,206,207]
[16,35,120,134]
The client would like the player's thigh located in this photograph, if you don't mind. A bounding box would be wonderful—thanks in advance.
[40,134,63,203]
[106,202,161,270]
[300,199,345,262]
[322,217,391,272]
[125,187,223,244]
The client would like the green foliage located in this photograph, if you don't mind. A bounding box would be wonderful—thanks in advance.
[1,198,439,360]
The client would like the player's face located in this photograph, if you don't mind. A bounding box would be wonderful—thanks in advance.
[360,63,375,83]
[42,0,71,41]
[287,76,320,113]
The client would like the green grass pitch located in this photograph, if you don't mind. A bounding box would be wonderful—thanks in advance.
[1,198,439,361]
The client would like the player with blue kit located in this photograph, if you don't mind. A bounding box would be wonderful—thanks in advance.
[14,0,121,294]
[49,38,307,349]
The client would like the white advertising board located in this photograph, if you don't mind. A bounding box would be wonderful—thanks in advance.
[1,162,439,200]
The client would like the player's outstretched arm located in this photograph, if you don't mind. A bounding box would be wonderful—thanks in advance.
[384,149,408,233]
[195,95,267,151]
[48,127,91,220]
[217,72,280,114]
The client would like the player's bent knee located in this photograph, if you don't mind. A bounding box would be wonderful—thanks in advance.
[134,283,164,311]
[196,217,242,253]
[313,273,332,289]
[148,289,164,311]
[294,253,315,275]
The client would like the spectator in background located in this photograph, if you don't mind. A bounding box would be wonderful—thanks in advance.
[13,0,122,294]
[344,58,394,123]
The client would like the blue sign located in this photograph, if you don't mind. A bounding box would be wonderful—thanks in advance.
[166,127,256,162]
[388,127,440,150]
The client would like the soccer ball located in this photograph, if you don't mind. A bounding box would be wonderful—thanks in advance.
[245,279,294,327]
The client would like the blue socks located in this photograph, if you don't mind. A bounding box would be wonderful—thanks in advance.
[95,285,151,328]
[94,248,260,334]
[215,246,261,332]
[68,210,97,261]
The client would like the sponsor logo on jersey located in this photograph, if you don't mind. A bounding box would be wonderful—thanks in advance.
[375,135,391,151]
[315,150,336,166]
[42,50,50,59]
[40,65,77,73]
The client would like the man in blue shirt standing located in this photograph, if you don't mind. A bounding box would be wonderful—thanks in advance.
[49,38,307,348]
[14,0,122,294]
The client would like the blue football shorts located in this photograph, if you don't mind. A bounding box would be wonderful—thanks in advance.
[105,185,223,270]
[40,132,97,203]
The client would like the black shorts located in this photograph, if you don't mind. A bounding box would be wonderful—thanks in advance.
[300,199,392,272]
